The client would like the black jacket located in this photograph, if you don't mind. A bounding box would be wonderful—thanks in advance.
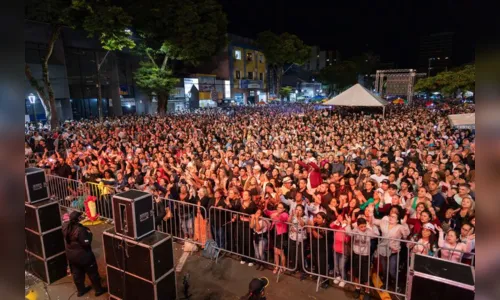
[62,222,95,264]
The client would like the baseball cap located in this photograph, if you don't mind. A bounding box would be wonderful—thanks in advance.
[249,277,269,295]
[253,165,261,170]
[381,179,390,185]
[422,223,436,233]
[395,157,404,162]
[283,177,292,183]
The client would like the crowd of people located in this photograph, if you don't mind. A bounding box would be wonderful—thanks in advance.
[25,102,476,298]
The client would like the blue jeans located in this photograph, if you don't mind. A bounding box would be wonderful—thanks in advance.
[211,224,226,249]
[253,236,268,261]
[378,254,398,281]
[333,252,345,280]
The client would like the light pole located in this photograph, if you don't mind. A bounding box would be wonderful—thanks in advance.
[28,93,37,123]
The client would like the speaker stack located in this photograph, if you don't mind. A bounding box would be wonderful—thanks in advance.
[407,253,475,300]
[104,190,177,300]
[25,168,67,284]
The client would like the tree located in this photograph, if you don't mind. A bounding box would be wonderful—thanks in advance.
[415,64,475,97]
[71,0,135,121]
[127,0,227,114]
[278,87,293,101]
[134,62,179,115]
[25,0,134,127]
[318,61,358,93]
[257,31,311,97]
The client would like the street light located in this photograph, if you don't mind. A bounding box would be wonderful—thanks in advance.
[28,93,37,122]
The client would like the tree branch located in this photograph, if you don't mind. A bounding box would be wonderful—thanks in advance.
[25,64,47,101]
[41,25,62,101]
[146,50,157,68]
[161,54,169,71]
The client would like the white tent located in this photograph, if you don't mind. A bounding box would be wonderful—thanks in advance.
[323,84,389,117]
[448,113,475,129]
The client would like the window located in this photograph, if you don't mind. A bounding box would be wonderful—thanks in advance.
[248,72,254,79]
[259,73,263,81]
[259,55,264,63]
[235,70,241,79]
[234,50,241,60]
[246,52,253,62]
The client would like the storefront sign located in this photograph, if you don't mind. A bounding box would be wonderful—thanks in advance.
[240,79,263,89]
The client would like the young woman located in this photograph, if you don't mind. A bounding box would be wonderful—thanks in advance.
[194,187,211,248]
[453,197,475,230]
[399,179,414,205]
[176,184,196,240]
[406,187,432,211]
[264,202,289,274]
[436,226,474,262]
[406,209,441,236]
[287,204,308,280]
[309,212,330,289]
[372,212,410,289]
[409,223,438,256]
[330,214,348,287]
[250,209,270,270]
[237,190,258,266]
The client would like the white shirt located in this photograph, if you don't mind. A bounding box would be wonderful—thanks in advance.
[370,174,388,184]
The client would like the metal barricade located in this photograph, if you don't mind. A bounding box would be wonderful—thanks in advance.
[46,175,86,212]
[85,182,116,221]
[208,206,298,281]
[301,224,430,297]
[155,198,209,248]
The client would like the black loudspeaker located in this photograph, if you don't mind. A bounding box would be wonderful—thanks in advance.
[112,190,155,240]
[25,168,49,204]
[25,228,65,259]
[107,266,176,300]
[25,251,67,284]
[25,200,62,234]
[407,254,475,300]
[103,228,174,282]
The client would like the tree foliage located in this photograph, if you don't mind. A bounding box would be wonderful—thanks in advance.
[257,31,311,95]
[414,64,475,96]
[25,0,135,126]
[318,61,358,91]
[127,0,227,114]
[278,87,293,100]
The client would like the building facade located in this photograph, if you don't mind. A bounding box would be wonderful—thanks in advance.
[418,32,453,76]
[226,34,268,104]
[25,20,151,121]
[304,46,340,73]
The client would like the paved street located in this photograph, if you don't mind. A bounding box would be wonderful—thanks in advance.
[26,223,354,300]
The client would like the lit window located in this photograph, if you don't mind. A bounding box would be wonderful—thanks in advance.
[235,70,240,79]
[235,50,241,60]
[247,52,253,62]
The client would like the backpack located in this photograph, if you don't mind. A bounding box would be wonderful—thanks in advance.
[202,239,219,260]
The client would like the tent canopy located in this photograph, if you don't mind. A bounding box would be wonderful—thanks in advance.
[323,84,389,107]
[448,113,475,129]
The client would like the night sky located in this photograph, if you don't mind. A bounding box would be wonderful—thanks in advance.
[217,0,474,68]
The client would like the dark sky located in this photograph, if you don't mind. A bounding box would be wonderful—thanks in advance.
[217,0,474,68]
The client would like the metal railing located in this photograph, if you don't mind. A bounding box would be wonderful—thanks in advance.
[44,174,476,297]
[156,198,209,248]
[207,206,298,281]
[436,246,476,266]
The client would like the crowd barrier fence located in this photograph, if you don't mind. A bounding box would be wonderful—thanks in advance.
[44,175,476,296]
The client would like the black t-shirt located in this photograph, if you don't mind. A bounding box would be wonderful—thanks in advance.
[55,163,72,178]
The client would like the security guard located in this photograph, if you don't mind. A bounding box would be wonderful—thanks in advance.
[62,211,107,297]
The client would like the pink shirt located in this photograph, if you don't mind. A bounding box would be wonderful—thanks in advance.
[330,223,348,254]
[264,209,289,235]
[438,231,473,262]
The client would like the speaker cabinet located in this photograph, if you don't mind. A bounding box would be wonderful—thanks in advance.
[407,254,475,300]
[25,228,65,259]
[25,168,49,204]
[25,200,62,234]
[25,251,67,284]
[112,190,155,240]
[107,266,176,300]
[103,228,174,282]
